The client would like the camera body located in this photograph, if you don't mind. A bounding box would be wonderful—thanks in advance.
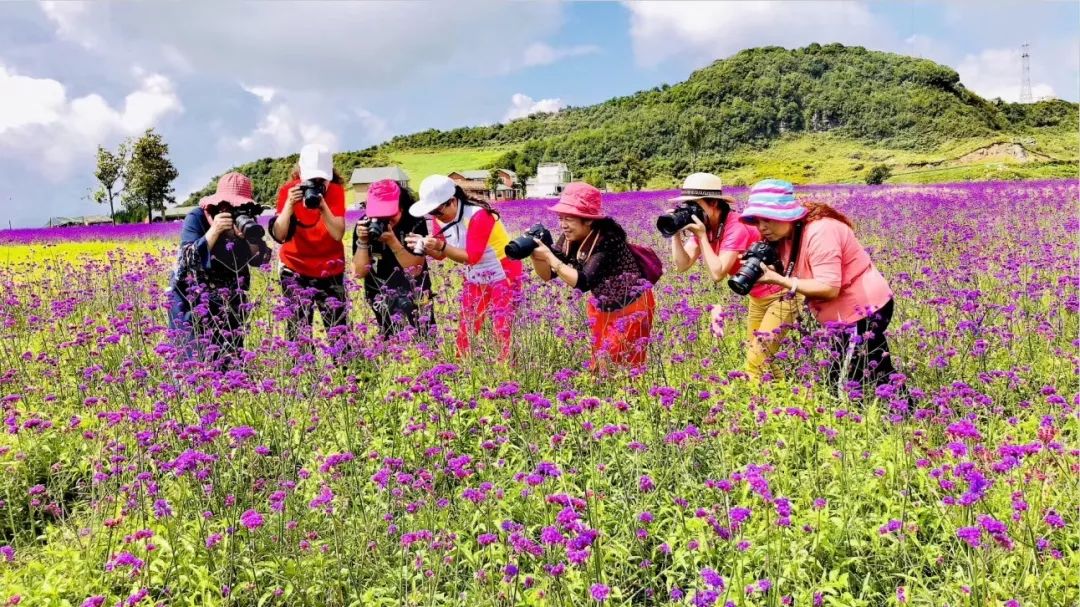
[656,203,706,237]
[208,201,266,243]
[299,179,327,209]
[505,223,553,260]
[727,241,781,295]
[367,218,390,242]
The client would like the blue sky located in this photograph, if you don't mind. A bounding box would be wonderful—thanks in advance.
[0,1,1076,228]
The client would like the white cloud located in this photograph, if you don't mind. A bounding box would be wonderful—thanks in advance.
[39,2,567,91]
[520,42,600,68]
[0,63,182,177]
[241,84,276,104]
[956,48,1055,102]
[503,93,566,122]
[229,104,338,155]
[623,1,892,68]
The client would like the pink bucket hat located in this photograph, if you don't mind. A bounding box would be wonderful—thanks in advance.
[547,182,605,220]
[199,172,255,209]
[365,179,401,218]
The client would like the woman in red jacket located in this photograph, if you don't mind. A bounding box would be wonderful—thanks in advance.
[269,143,349,343]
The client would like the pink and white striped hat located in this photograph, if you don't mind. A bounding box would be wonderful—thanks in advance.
[739,179,807,223]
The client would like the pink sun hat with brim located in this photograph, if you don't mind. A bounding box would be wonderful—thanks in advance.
[365,179,401,218]
[738,178,808,223]
[547,182,605,220]
[199,172,256,209]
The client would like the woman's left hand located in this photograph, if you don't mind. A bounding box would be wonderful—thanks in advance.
[686,215,708,237]
[378,228,398,246]
[756,265,785,287]
[531,240,554,263]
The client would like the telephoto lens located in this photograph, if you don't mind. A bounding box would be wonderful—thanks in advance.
[727,242,780,295]
[505,224,553,260]
[655,204,705,237]
[234,213,265,242]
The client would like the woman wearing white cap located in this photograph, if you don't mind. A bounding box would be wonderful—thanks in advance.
[269,143,350,344]
[405,175,522,359]
[667,173,798,380]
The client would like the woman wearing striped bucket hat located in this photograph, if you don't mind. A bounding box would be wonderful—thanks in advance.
[666,173,797,380]
[738,179,907,400]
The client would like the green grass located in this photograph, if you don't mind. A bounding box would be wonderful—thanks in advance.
[343,147,517,205]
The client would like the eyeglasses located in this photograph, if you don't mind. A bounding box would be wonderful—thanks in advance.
[427,200,451,217]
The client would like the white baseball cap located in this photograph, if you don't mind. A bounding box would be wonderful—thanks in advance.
[409,175,457,217]
[299,143,333,181]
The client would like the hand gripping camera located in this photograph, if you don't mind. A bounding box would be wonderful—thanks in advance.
[504,224,553,260]
[656,203,706,238]
[727,241,781,295]
[208,202,266,243]
[299,178,327,209]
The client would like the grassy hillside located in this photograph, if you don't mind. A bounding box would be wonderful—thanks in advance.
[185,44,1078,205]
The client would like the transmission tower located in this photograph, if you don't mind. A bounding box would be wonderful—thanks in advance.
[1020,44,1033,103]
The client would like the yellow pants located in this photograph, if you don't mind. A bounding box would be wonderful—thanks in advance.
[745,291,803,380]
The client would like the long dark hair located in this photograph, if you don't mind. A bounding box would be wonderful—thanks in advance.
[289,165,345,185]
[454,186,500,220]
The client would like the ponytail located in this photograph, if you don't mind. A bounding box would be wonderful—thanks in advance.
[454,186,500,220]
[802,202,854,229]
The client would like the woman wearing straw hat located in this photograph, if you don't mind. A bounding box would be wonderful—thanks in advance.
[667,173,799,380]
[167,172,271,362]
[528,182,656,372]
[738,179,904,395]
[405,175,522,359]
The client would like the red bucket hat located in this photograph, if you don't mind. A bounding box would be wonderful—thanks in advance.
[547,182,605,220]
[199,172,255,209]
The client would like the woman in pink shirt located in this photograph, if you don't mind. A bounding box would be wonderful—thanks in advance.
[667,173,797,380]
[738,179,903,395]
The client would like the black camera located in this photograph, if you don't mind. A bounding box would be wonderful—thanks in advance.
[208,202,266,243]
[299,179,326,209]
[656,203,706,237]
[505,223,553,260]
[727,241,781,295]
[367,218,389,241]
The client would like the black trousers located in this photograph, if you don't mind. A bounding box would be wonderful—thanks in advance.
[827,298,902,395]
[280,269,349,341]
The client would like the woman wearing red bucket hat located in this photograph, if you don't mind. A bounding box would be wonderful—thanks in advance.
[167,172,271,362]
[528,182,658,372]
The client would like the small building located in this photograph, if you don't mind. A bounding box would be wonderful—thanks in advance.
[448,169,520,201]
[525,163,570,198]
[46,215,113,228]
[163,205,198,221]
[350,167,410,202]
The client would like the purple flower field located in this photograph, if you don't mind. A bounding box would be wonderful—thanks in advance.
[0,180,1076,606]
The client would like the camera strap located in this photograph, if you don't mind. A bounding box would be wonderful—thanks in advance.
[782,221,805,277]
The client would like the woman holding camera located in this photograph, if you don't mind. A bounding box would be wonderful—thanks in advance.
[667,173,798,381]
[269,143,349,342]
[738,179,901,393]
[352,179,435,338]
[406,175,522,359]
[168,172,271,361]
[529,183,656,372]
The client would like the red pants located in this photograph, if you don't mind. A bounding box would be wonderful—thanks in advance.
[457,279,518,359]
[586,289,655,371]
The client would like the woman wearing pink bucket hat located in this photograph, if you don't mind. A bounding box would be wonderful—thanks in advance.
[528,182,658,372]
[167,172,272,362]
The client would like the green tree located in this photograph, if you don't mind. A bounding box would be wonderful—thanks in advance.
[679,114,707,171]
[124,128,178,222]
[617,153,650,191]
[485,169,501,199]
[92,142,127,223]
[865,164,892,185]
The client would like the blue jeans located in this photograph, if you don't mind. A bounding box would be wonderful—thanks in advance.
[167,286,249,363]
